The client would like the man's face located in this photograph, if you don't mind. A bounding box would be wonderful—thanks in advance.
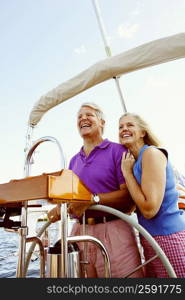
[77,106,104,138]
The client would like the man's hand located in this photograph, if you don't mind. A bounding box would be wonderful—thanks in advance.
[47,204,61,223]
[47,201,92,222]
[68,202,91,218]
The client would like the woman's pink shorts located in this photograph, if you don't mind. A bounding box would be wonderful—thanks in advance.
[141,230,185,278]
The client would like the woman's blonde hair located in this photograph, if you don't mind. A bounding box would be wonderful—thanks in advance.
[119,112,161,147]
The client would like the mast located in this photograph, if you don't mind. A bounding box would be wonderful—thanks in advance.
[91,0,127,112]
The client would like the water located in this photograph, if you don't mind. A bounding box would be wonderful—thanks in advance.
[0,228,20,278]
[0,218,76,278]
[0,221,60,278]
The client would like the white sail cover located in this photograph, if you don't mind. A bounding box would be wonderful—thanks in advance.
[29,32,185,126]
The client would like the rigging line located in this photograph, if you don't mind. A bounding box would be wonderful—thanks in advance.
[91,0,127,112]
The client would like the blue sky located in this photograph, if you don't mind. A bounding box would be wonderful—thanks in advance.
[0,0,185,183]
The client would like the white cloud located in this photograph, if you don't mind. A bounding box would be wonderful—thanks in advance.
[117,23,140,39]
[74,44,87,55]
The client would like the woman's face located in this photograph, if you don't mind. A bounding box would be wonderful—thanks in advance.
[119,115,145,147]
[77,106,104,138]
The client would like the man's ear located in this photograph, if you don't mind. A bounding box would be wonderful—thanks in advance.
[141,130,146,138]
[101,119,105,126]
[100,119,105,131]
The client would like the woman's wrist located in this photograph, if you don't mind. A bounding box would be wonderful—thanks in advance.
[122,169,133,178]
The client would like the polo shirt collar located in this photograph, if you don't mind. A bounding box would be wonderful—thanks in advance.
[80,139,110,156]
[96,139,110,149]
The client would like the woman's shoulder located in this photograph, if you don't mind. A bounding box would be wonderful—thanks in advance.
[142,145,168,161]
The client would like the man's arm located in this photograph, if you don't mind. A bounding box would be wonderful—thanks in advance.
[47,184,135,222]
[96,183,135,213]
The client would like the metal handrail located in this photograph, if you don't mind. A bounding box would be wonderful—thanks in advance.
[68,235,111,278]
[16,136,66,277]
[26,236,45,278]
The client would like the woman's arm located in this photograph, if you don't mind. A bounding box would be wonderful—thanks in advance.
[121,148,167,219]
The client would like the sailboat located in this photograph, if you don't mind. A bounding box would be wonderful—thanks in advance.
[0,0,185,278]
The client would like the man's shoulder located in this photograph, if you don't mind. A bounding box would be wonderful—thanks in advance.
[107,140,127,151]
[69,151,80,167]
[71,151,81,159]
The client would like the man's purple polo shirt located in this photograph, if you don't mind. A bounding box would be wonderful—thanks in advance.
[69,139,127,193]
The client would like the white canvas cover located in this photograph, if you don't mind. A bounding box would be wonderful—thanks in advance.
[29,32,185,126]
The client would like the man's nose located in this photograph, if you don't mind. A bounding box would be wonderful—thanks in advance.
[81,114,88,120]
[120,125,127,131]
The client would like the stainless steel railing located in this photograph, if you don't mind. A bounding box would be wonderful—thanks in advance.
[16,136,66,277]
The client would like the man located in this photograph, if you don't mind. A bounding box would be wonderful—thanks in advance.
[48,102,144,278]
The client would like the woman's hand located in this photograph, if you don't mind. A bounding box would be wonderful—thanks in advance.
[121,151,135,177]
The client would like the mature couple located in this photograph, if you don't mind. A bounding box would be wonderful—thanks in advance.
[48,102,185,278]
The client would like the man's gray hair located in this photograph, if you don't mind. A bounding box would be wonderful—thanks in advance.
[79,102,105,121]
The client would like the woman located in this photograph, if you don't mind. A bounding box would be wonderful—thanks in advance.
[48,103,144,278]
[119,112,185,277]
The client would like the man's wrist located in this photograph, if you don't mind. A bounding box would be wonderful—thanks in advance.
[91,194,100,204]
[56,204,61,216]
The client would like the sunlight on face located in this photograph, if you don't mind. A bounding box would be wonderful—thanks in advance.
[119,115,145,147]
[77,106,104,138]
